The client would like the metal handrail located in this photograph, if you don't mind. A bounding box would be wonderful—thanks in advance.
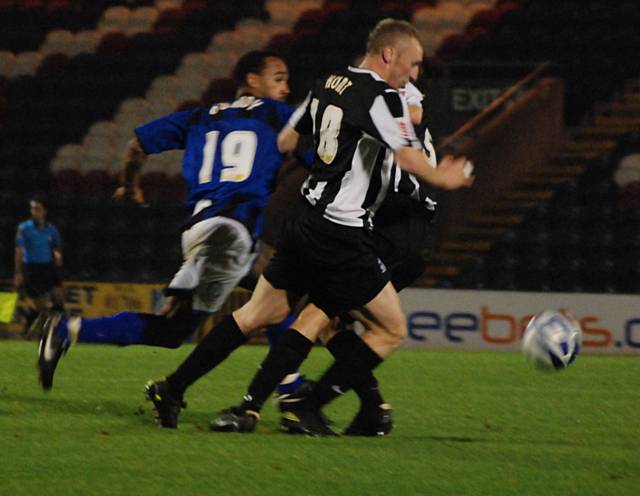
[437,61,552,155]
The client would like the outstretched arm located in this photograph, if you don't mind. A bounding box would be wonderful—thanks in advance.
[277,124,300,154]
[113,138,147,205]
[394,147,473,191]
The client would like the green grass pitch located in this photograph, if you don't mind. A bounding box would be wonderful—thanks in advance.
[1,341,638,496]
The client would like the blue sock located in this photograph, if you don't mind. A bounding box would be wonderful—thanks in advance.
[75,312,147,345]
[266,313,297,346]
[54,318,70,341]
[277,372,304,395]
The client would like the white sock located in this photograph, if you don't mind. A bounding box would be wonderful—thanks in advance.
[279,372,301,387]
[67,316,82,344]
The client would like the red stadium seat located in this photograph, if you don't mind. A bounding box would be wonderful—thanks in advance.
[18,0,44,12]
[81,170,116,194]
[324,0,348,13]
[46,0,71,12]
[96,31,129,55]
[409,1,437,14]
[52,168,83,193]
[36,53,69,78]
[293,9,325,36]
[175,99,200,112]
[183,0,207,15]
[382,0,411,16]
[142,172,185,203]
[153,8,184,35]
[467,8,504,31]
[435,32,467,62]
[201,78,236,106]
[265,32,298,56]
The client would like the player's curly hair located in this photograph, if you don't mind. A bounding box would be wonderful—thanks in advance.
[232,50,284,88]
[366,18,421,54]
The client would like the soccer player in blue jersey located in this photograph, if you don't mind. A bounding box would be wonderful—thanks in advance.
[14,196,66,329]
[34,50,299,391]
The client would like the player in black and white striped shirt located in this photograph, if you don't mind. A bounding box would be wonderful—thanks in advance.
[149,19,473,433]
[272,81,449,436]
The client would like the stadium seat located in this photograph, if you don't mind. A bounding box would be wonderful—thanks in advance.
[265,32,298,56]
[153,8,184,35]
[435,33,468,62]
[36,53,69,78]
[201,78,235,106]
[99,6,131,33]
[466,7,503,30]
[293,9,326,36]
[42,29,74,55]
[0,50,16,77]
[81,170,116,194]
[96,31,129,55]
[182,0,208,16]
[127,6,160,35]
[10,51,43,77]
[51,168,84,193]
[72,30,101,56]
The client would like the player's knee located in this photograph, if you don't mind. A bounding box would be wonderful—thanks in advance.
[384,319,408,349]
[234,301,289,332]
[243,306,290,330]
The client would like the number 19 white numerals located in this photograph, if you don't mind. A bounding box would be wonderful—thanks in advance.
[199,130,257,184]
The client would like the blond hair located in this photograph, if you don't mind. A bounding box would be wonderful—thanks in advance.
[366,18,421,55]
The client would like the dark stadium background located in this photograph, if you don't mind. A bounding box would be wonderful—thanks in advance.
[1,0,638,295]
[1,4,639,494]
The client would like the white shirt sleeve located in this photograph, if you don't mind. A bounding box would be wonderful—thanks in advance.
[403,81,423,107]
[369,93,421,150]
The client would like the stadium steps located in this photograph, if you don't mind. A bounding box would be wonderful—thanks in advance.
[593,115,640,128]
[419,80,640,288]
[572,126,632,140]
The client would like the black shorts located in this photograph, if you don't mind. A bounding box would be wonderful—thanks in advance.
[263,200,390,317]
[23,263,62,298]
[373,194,434,291]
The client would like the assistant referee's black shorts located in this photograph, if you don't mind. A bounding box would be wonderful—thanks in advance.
[264,199,390,317]
[23,263,62,299]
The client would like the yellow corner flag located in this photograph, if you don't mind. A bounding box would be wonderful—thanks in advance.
[0,292,19,323]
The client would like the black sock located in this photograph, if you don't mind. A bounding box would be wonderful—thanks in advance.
[166,314,247,397]
[327,332,383,370]
[24,309,39,331]
[51,302,65,313]
[312,332,383,409]
[141,313,202,349]
[243,328,313,412]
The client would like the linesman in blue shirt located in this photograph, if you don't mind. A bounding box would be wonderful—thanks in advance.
[14,196,66,328]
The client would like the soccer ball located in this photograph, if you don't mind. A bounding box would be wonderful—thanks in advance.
[521,310,582,370]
